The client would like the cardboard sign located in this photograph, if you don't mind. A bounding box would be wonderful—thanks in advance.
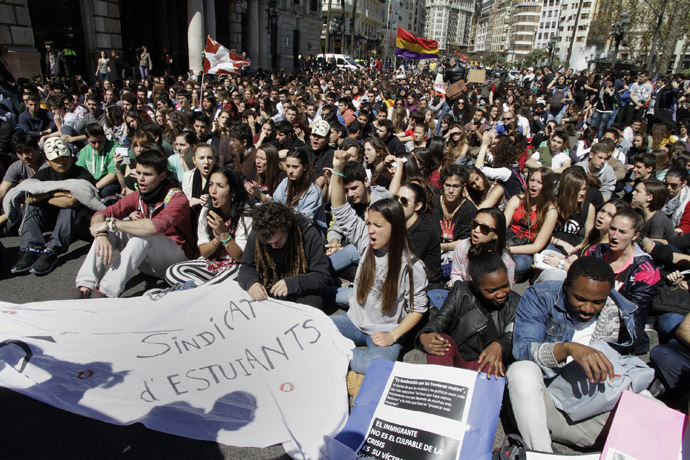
[467,69,486,84]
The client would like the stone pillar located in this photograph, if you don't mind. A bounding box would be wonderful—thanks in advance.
[258,0,267,69]
[187,0,204,74]
[247,0,259,65]
[204,0,216,42]
[0,0,41,79]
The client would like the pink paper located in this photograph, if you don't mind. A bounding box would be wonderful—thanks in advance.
[600,391,686,460]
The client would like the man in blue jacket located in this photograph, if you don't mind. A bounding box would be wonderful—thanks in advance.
[507,256,640,453]
[18,94,52,140]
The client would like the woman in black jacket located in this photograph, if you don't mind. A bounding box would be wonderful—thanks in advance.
[415,252,520,379]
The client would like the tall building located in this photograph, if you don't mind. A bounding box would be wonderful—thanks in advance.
[533,0,562,51]
[472,0,494,53]
[554,0,598,70]
[424,0,474,51]
[505,0,542,62]
[322,0,386,57]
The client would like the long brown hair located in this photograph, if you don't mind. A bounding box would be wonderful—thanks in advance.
[285,149,315,207]
[556,166,587,226]
[520,167,555,232]
[256,144,282,195]
[356,198,417,314]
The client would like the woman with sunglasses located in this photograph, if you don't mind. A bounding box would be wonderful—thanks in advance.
[396,182,443,289]
[451,207,514,284]
[504,167,558,276]
[329,150,428,377]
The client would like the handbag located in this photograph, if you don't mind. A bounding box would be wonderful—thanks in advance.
[446,80,467,100]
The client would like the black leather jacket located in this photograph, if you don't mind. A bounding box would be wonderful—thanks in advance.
[415,281,520,361]
[443,62,467,85]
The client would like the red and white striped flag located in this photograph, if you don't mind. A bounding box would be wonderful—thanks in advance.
[203,36,250,75]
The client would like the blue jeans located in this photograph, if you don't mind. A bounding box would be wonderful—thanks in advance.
[428,289,450,309]
[590,110,613,140]
[547,106,567,125]
[329,243,359,272]
[435,99,453,135]
[330,313,402,374]
[513,254,534,275]
[322,286,353,308]
[657,313,685,340]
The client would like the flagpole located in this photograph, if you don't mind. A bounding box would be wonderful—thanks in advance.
[199,71,205,110]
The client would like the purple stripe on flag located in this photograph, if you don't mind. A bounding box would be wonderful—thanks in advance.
[395,48,438,60]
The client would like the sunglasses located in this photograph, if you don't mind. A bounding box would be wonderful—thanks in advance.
[665,181,682,190]
[394,195,411,207]
[470,219,497,235]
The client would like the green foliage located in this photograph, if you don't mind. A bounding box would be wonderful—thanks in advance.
[519,49,551,69]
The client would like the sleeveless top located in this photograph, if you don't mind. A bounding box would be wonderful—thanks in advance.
[509,201,538,242]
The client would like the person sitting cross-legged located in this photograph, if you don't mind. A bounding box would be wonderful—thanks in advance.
[416,252,520,378]
[237,201,333,311]
[74,149,195,298]
[11,138,96,276]
[507,256,650,453]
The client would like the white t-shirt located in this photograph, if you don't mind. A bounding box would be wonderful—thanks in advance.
[531,150,570,170]
[565,316,598,364]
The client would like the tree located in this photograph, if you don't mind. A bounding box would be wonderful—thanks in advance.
[520,49,550,69]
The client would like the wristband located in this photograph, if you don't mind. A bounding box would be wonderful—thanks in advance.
[390,331,398,342]
[220,233,233,247]
[332,170,345,178]
[106,217,117,232]
[96,232,108,238]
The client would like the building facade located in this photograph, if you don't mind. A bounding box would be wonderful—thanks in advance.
[321,0,386,58]
[424,0,474,50]
[1,0,323,82]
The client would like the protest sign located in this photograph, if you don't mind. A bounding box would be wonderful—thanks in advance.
[600,391,685,460]
[467,69,486,84]
[0,279,354,460]
[336,360,504,460]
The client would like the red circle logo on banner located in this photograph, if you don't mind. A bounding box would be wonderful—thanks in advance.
[280,382,295,392]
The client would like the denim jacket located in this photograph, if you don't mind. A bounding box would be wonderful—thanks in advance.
[512,280,638,379]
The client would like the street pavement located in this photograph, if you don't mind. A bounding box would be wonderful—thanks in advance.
[0,234,590,459]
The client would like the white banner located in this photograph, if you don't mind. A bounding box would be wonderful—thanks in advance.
[0,280,355,459]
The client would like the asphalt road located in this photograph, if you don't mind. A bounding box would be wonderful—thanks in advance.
[0,234,586,459]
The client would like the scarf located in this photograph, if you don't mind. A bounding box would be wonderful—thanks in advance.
[662,185,690,227]
[191,169,209,199]
[140,178,170,205]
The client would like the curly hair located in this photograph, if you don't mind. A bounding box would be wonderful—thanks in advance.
[252,202,308,289]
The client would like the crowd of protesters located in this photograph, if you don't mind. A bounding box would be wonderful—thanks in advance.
[3,43,690,453]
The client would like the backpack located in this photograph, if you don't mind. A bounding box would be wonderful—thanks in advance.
[492,434,527,460]
[550,87,567,112]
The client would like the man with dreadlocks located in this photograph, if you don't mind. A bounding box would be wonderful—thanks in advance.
[237,201,333,310]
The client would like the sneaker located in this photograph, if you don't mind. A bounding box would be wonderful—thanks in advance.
[30,249,59,276]
[10,249,41,274]
[89,289,109,299]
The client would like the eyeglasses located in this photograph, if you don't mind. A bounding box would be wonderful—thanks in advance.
[471,219,497,235]
[443,183,462,190]
[394,195,411,207]
[665,181,682,190]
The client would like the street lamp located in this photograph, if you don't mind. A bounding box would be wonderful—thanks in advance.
[610,12,631,70]
[265,0,279,68]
